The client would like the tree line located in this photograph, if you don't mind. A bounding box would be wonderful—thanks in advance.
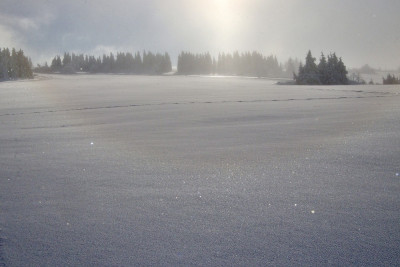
[0,48,33,81]
[294,50,348,85]
[177,51,299,78]
[383,74,399,85]
[6,46,398,85]
[36,50,299,78]
[36,51,172,75]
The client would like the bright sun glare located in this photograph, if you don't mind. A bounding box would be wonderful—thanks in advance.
[213,0,234,23]
[206,0,240,48]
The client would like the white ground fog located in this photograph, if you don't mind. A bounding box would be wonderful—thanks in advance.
[1,75,399,266]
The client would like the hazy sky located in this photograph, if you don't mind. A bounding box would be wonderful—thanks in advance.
[1,0,399,69]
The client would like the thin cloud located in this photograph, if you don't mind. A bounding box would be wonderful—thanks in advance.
[0,0,399,69]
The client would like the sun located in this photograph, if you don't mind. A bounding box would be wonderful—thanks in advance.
[214,0,230,8]
[208,0,237,42]
[184,0,249,50]
[212,0,234,21]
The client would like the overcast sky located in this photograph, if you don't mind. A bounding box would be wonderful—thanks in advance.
[1,0,399,69]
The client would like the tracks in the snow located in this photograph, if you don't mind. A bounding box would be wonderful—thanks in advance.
[0,93,393,117]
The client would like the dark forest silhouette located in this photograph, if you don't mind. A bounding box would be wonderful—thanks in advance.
[0,48,33,80]
[36,51,172,75]
[383,74,400,84]
[294,50,349,85]
[6,47,397,86]
[35,50,299,78]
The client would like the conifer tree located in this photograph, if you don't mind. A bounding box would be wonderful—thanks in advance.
[51,56,62,72]
[295,50,349,85]
[326,53,339,84]
[62,52,72,67]
[0,48,33,80]
[295,50,320,84]
[337,57,348,84]
[9,48,18,79]
[318,53,329,84]
[134,52,142,73]
[383,74,400,84]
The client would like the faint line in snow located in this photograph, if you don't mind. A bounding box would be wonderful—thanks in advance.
[0,94,392,117]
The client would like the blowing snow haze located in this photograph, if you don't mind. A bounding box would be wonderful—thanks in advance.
[0,0,399,69]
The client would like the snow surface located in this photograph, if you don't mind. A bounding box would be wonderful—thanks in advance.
[1,74,399,266]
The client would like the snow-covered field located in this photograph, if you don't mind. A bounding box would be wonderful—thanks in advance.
[1,74,399,266]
